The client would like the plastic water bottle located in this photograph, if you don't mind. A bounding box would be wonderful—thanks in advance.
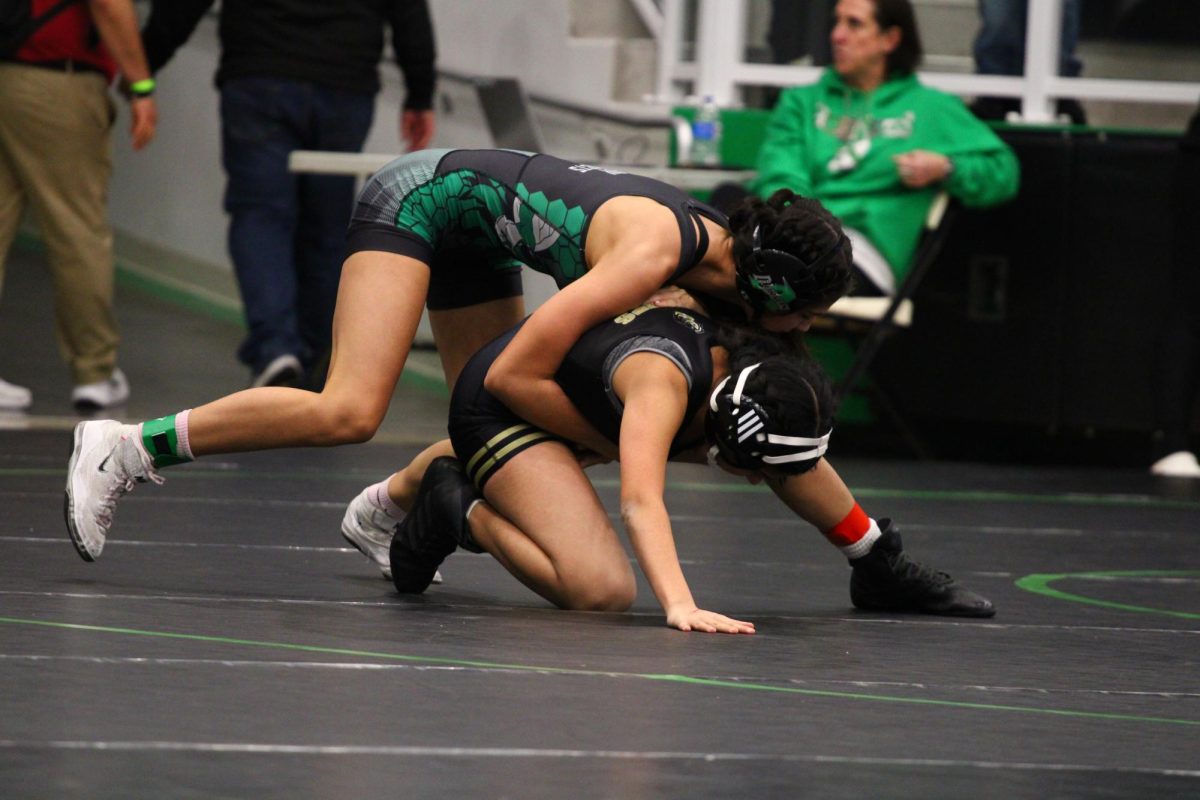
[690,95,722,167]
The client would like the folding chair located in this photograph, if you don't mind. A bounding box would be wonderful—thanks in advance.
[822,191,959,455]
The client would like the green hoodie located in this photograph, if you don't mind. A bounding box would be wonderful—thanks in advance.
[752,70,1020,282]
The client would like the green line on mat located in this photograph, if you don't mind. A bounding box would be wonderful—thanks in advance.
[0,616,1196,727]
[1015,570,1200,620]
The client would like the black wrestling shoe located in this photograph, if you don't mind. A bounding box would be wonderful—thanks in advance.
[849,520,995,618]
[388,457,481,594]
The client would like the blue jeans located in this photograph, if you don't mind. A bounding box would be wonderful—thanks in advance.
[220,76,375,375]
[974,0,1082,78]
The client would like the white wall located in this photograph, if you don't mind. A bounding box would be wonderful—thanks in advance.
[109,16,227,270]
[106,3,643,320]
[429,0,634,106]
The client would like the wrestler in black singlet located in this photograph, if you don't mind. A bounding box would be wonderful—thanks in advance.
[449,305,718,489]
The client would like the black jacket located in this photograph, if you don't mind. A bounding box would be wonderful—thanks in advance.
[142,0,435,106]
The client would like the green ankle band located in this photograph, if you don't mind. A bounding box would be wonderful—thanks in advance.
[141,415,190,467]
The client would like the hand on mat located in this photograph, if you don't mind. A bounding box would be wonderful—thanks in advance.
[667,605,756,634]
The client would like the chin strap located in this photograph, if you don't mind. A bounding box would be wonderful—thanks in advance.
[761,430,830,466]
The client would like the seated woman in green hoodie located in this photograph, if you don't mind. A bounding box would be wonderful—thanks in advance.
[752,0,1020,295]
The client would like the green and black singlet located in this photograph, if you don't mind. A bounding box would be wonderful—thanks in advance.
[346,148,727,309]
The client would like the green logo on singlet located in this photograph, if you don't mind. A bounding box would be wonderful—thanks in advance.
[514,183,588,283]
[396,169,507,249]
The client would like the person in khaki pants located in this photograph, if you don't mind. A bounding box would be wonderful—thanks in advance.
[0,0,157,411]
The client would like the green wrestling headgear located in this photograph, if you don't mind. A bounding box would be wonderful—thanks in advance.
[734,225,850,316]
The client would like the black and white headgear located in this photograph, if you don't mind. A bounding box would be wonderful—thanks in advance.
[705,362,831,474]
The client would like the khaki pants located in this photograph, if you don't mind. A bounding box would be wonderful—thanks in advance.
[0,62,118,386]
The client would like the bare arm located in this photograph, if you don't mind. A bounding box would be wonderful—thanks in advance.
[707,449,856,531]
[484,203,681,459]
[88,0,150,83]
[87,0,156,150]
[765,458,856,531]
[614,354,755,634]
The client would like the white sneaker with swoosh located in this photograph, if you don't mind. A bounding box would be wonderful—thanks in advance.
[64,420,163,561]
[341,488,399,579]
[341,487,443,584]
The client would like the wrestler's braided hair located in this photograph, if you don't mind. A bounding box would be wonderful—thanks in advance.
[728,189,855,310]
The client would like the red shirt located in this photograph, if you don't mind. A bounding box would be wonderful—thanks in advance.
[14,1,116,81]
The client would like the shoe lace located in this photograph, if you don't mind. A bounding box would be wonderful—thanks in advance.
[888,550,953,588]
[96,464,165,529]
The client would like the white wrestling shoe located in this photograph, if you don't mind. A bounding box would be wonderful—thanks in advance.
[341,487,443,583]
[1150,451,1200,478]
[64,420,163,561]
[341,488,399,579]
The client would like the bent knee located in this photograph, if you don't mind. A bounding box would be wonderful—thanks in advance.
[561,571,636,612]
[308,398,386,445]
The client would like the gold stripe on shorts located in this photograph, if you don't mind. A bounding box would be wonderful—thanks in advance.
[466,425,555,488]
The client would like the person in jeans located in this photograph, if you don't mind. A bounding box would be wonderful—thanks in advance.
[970,0,1086,124]
[139,0,437,388]
[0,0,158,411]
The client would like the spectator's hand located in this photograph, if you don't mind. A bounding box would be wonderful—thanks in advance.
[893,150,953,188]
[401,109,435,151]
[128,96,158,151]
